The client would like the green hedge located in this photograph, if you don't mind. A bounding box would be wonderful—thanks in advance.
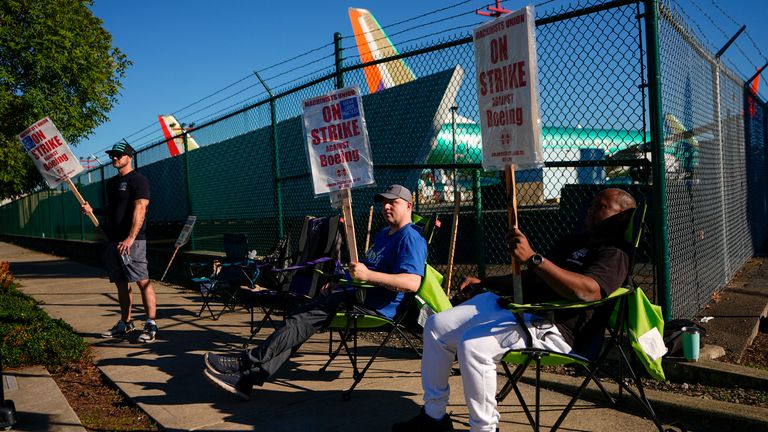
[1,282,89,368]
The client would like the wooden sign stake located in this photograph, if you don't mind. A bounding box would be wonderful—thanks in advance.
[505,165,523,303]
[341,189,358,262]
[160,247,180,282]
[444,179,461,297]
[65,178,99,228]
[364,204,374,252]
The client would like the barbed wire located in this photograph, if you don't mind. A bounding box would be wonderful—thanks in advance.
[687,0,729,40]
[191,90,270,126]
[685,0,764,78]
[92,0,766,158]
[173,74,256,116]
[712,0,768,64]
[708,0,738,26]
[91,2,487,155]
[256,41,336,75]
[272,65,337,94]
[382,21,484,53]
[668,0,714,53]
[342,0,479,41]
[262,51,338,83]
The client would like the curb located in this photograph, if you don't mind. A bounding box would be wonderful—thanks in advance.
[2,366,86,432]
[663,357,768,389]
[520,371,768,431]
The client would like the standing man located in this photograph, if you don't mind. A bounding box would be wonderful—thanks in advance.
[203,184,427,400]
[80,142,158,343]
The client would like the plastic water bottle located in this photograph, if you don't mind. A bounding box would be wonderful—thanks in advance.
[121,252,132,266]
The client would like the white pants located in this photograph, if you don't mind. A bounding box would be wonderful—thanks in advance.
[422,292,572,432]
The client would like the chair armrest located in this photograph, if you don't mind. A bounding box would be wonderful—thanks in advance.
[313,269,376,289]
[497,287,630,313]
[271,256,335,273]
[185,261,213,278]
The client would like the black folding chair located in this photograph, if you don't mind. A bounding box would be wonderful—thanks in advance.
[240,216,343,345]
[186,233,250,320]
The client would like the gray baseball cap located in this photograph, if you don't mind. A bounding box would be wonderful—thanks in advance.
[374,184,412,203]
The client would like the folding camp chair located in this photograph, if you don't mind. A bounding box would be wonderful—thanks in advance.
[240,215,343,345]
[235,235,293,339]
[495,202,667,431]
[319,213,449,399]
[324,264,452,399]
[186,233,251,320]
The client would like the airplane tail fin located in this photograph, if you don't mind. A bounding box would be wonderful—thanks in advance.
[751,69,761,96]
[665,113,698,150]
[159,114,199,157]
[348,7,416,93]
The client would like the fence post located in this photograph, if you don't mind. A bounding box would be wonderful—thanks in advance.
[334,32,344,89]
[78,176,85,240]
[59,184,67,240]
[182,132,196,250]
[271,93,282,238]
[644,0,671,320]
[48,189,53,238]
[254,71,283,238]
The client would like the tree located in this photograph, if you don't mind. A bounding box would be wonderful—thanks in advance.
[0,0,130,199]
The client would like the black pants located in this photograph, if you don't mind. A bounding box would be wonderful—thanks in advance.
[241,290,375,385]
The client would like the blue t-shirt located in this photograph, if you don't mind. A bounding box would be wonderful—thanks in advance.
[361,223,427,319]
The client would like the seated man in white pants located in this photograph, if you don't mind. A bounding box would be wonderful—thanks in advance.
[392,188,637,432]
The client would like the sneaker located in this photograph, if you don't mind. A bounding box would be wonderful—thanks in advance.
[101,320,135,338]
[392,408,453,432]
[138,322,158,343]
[205,352,245,375]
[204,369,252,400]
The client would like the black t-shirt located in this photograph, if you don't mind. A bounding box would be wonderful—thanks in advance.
[105,170,150,242]
[483,231,629,350]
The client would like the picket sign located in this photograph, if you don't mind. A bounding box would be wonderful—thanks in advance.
[17,117,100,228]
[474,5,543,303]
[303,86,374,262]
[160,216,197,281]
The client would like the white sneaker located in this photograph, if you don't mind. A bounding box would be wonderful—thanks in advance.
[101,320,135,338]
[138,322,158,343]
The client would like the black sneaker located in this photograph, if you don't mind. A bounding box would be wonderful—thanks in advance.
[101,320,135,338]
[138,322,158,343]
[392,408,453,432]
[205,352,244,374]
[204,369,252,401]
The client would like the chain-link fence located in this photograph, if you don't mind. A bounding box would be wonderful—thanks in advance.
[658,2,766,318]
[1,0,766,320]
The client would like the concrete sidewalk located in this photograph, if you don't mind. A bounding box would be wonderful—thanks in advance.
[2,366,85,432]
[2,241,768,431]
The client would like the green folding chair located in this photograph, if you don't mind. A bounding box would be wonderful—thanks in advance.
[319,213,451,399]
[495,203,668,431]
[321,263,451,399]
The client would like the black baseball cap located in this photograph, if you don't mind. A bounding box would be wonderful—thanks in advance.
[374,184,412,204]
[106,142,135,158]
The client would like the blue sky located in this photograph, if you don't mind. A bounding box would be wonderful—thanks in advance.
[76,0,767,162]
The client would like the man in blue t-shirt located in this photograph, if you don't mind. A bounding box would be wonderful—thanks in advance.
[203,184,427,400]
